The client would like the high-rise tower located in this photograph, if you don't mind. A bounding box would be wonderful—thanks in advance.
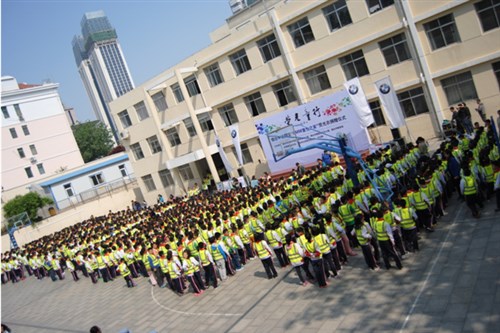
[72,10,134,142]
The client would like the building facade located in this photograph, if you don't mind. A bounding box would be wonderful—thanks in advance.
[1,76,85,198]
[109,0,500,203]
[72,10,135,141]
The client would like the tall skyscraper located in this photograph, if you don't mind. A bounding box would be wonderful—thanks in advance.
[72,10,134,142]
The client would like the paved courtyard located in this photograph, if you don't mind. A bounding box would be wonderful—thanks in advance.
[2,195,499,333]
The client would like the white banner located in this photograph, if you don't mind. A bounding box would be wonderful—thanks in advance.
[228,124,243,166]
[374,76,406,129]
[215,134,233,174]
[254,90,370,174]
[343,77,374,128]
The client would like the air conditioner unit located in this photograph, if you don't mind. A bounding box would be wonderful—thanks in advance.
[120,130,130,140]
[30,157,37,164]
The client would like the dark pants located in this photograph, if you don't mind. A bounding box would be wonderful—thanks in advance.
[153,267,164,287]
[202,263,218,288]
[128,263,139,278]
[465,193,482,217]
[99,267,111,282]
[238,248,247,265]
[345,224,359,248]
[186,275,202,294]
[360,244,377,269]
[124,275,135,288]
[260,257,278,279]
[369,238,381,261]
[322,252,338,276]
[171,277,183,294]
[336,240,348,264]
[496,188,500,210]
[231,252,242,270]
[48,268,58,281]
[194,271,205,290]
[273,247,289,267]
[393,229,406,256]
[330,247,342,271]
[311,259,327,287]
[416,209,432,229]
[378,240,402,269]
[402,228,419,252]
[71,270,79,281]
[89,271,98,283]
[244,243,254,260]
[293,265,307,284]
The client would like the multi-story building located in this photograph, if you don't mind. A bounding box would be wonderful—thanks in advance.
[72,10,135,141]
[1,76,85,200]
[109,0,500,203]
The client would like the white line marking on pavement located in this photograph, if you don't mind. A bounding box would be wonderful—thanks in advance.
[399,205,464,333]
[150,286,242,317]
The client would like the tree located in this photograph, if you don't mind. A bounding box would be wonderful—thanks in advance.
[72,120,115,163]
[3,192,54,222]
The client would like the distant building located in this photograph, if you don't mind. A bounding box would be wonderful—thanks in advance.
[72,10,135,142]
[64,106,78,126]
[110,0,500,203]
[1,76,84,198]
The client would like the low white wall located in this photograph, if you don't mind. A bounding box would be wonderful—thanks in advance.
[1,186,139,253]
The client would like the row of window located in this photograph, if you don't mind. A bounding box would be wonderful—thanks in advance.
[2,104,24,121]
[8,124,30,139]
[62,164,129,197]
[24,163,45,179]
[16,144,38,158]
[140,144,254,191]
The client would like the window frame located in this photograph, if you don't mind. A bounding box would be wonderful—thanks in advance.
[171,83,185,103]
[134,101,149,121]
[424,14,461,50]
[63,183,74,197]
[378,33,412,67]
[475,0,500,32]
[272,80,297,107]
[14,104,24,121]
[440,71,478,105]
[118,164,128,177]
[244,92,267,117]
[397,87,429,118]
[9,128,18,139]
[37,163,45,175]
[304,65,332,95]
[257,34,282,63]
[339,50,370,80]
[89,173,105,187]
[287,17,315,48]
[218,103,239,126]
[142,174,157,192]
[368,100,386,127]
[184,75,201,97]
[151,91,168,112]
[25,167,34,179]
[493,61,500,88]
[118,110,132,128]
[29,144,38,155]
[165,128,182,147]
[2,106,9,119]
[229,49,252,75]
[17,147,26,158]
[322,0,353,32]
[178,165,194,181]
[21,125,30,135]
[183,118,197,137]
[146,135,162,154]
[159,169,175,187]
[366,0,395,14]
[130,142,145,160]
[197,113,214,132]
[204,63,224,87]
[232,143,253,165]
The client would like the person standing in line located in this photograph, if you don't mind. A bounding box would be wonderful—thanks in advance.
[475,99,487,123]
[254,233,278,280]
[198,242,217,289]
[210,235,228,281]
[264,224,288,268]
[373,210,403,270]
[352,214,379,270]
[311,227,339,279]
[460,168,483,218]
[181,249,204,296]
[304,233,327,288]
[285,234,311,286]
[65,257,80,282]
[394,200,419,252]
[166,250,183,296]
[118,258,136,288]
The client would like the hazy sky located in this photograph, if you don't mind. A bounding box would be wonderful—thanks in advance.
[2,0,232,122]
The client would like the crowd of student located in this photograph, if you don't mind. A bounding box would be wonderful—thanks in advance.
[2,124,499,295]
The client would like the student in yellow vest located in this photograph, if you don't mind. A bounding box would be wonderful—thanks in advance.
[460,168,482,218]
[197,242,218,289]
[254,233,278,280]
[394,200,419,252]
[65,256,80,282]
[264,223,289,268]
[480,158,495,200]
[304,232,327,288]
[352,214,379,270]
[237,221,255,263]
[181,249,204,296]
[285,234,314,285]
[311,226,339,279]
[147,248,163,288]
[373,210,403,270]
[85,255,98,284]
[409,183,434,232]
[166,250,183,296]
[118,258,136,288]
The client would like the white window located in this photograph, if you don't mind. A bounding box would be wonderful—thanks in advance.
[218,103,239,126]
[14,104,24,121]
[272,80,297,107]
[197,113,214,132]
[244,92,267,117]
[2,106,9,119]
[183,118,197,137]
[17,148,25,158]
[304,65,331,95]
[339,50,370,80]
[63,183,74,197]
[475,0,500,32]
[366,0,394,14]
[134,101,149,121]
[184,75,201,97]
[171,83,184,103]
[257,34,281,63]
[159,169,175,187]
[151,91,168,112]
[204,63,224,87]
[9,128,18,139]
[130,142,145,160]
[322,0,352,31]
[22,125,30,135]
[147,135,162,154]
[441,72,478,105]
[424,14,460,50]
[397,87,429,118]
[37,163,45,175]
[90,173,105,186]
[232,143,253,164]
[178,165,194,181]
[25,167,33,179]
[229,49,252,75]
[142,174,157,192]
[287,17,315,48]
[30,144,37,155]
[166,128,181,147]
[118,164,127,177]
[118,110,132,128]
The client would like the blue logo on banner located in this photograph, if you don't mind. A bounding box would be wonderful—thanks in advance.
[348,85,359,95]
[379,83,391,94]
[231,130,237,138]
